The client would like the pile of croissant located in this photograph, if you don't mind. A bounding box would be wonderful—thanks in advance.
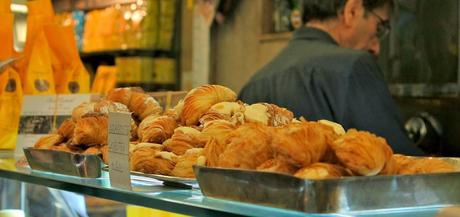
[34,84,457,179]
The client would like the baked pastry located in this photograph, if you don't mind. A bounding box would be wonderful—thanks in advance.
[101,145,109,164]
[82,146,102,155]
[171,148,206,178]
[331,129,393,176]
[199,101,245,125]
[180,85,237,126]
[256,157,298,175]
[57,119,75,140]
[270,122,329,167]
[244,103,293,127]
[217,123,273,169]
[34,134,63,149]
[398,157,457,175]
[94,100,130,114]
[378,154,399,175]
[49,143,73,152]
[130,149,177,175]
[106,87,132,106]
[128,91,163,120]
[71,102,95,121]
[318,120,346,136]
[202,138,225,167]
[200,119,236,145]
[129,142,163,153]
[163,127,206,155]
[72,115,108,146]
[294,163,351,180]
[138,115,177,143]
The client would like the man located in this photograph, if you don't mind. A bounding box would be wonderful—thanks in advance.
[239,0,424,155]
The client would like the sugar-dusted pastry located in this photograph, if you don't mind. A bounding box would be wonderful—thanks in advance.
[331,129,393,176]
[72,115,108,146]
[82,146,102,155]
[138,115,176,143]
[270,122,329,167]
[57,119,75,140]
[244,103,293,127]
[200,119,236,146]
[94,100,130,114]
[256,157,298,175]
[71,102,95,121]
[217,123,273,169]
[128,91,163,120]
[34,134,64,149]
[129,142,163,153]
[398,157,457,175]
[171,148,206,178]
[199,101,245,125]
[130,149,177,175]
[163,127,206,155]
[294,163,351,180]
[180,85,237,126]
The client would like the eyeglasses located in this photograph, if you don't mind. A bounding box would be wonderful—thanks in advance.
[368,10,391,40]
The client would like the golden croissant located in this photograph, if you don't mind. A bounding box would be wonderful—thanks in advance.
[256,157,298,175]
[106,87,133,106]
[138,115,177,143]
[94,100,130,114]
[199,101,245,125]
[202,138,226,167]
[217,123,273,169]
[244,103,293,127]
[128,91,163,121]
[163,127,206,155]
[294,163,351,180]
[270,122,329,167]
[397,157,456,175]
[49,143,74,153]
[72,115,108,146]
[34,134,64,149]
[331,129,393,176]
[200,119,236,146]
[71,102,95,121]
[130,149,177,175]
[57,119,75,141]
[180,85,237,126]
[171,148,206,178]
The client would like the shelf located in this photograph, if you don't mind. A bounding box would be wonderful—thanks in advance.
[259,32,293,43]
[0,153,448,216]
[80,49,176,59]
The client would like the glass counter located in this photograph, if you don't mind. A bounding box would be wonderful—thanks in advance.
[0,152,449,217]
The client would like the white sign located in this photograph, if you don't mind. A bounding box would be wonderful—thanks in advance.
[15,94,92,157]
[107,112,132,190]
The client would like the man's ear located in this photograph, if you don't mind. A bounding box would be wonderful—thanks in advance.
[342,0,363,27]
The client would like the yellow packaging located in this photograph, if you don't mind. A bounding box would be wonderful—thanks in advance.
[0,67,23,149]
[153,58,175,84]
[126,205,188,217]
[91,65,117,94]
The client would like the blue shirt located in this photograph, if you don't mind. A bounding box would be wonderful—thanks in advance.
[239,27,424,156]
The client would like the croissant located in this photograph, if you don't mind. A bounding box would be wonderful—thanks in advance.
[71,102,95,121]
[201,119,236,145]
[82,146,102,155]
[331,129,393,176]
[398,157,456,175]
[94,100,130,114]
[294,163,351,180]
[217,123,273,169]
[49,143,74,153]
[378,154,399,175]
[138,115,177,143]
[130,149,177,175]
[128,91,163,120]
[72,115,108,146]
[256,157,299,175]
[163,127,206,155]
[106,87,132,106]
[270,122,329,167]
[244,103,293,127]
[171,148,206,178]
[101,145,109,164]
[180,85,237,126]
[202,138,225,167]
[57,119,75,141]
[129,142,163,153]
[34,134,63,149]
[199,101,245,125]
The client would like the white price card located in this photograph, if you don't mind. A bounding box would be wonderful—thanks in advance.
[108,111,132,190]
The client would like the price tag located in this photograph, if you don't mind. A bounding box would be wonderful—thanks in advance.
[108,111,132,190]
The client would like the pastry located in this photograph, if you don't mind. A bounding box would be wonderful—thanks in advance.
[270,122,329,167]
[128,91,163,120]
[138,115,177,143]
[217,123,273,169]
[331,129,393,176]
[72,115,108,146]
[294,163,351,180]
[171,148,206,178]
[101,145,109,164]
[244,103,293,126]
[163,127,206,155]
[199,101,245,125]
[82,146,102,155]
[398,157,457,175]
[34,134,63,149]
[129,142,163,153]
[180,85,237,126]
[130,149,177,175]
[57,119,75,140]
[94,100,130,114]
[49,143,73,152]
[256,157,298,174]
[106,87,132,106]
[200,119,236,145]
[71,102,95,121]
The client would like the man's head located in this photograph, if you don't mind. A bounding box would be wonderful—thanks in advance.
[303,0,393,55]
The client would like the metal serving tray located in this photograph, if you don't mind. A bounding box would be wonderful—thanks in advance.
[194,158,460,213]
[23,148,103,178]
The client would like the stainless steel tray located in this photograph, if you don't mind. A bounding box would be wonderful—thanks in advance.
[23,148,103,178]
[101,166,198,189]
[194,157,460,213]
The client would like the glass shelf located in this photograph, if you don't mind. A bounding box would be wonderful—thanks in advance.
[0,152,448,217]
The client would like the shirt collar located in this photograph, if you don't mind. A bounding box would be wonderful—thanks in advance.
[292,27,339,45]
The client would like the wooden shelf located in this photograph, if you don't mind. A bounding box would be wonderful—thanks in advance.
[258,32,293,43]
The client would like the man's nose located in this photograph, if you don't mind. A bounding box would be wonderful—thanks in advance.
[368,38,381,56]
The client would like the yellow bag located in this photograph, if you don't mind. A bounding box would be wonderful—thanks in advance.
[0,67,23,149]
[91,65,117,95]
[23,30,56,94]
